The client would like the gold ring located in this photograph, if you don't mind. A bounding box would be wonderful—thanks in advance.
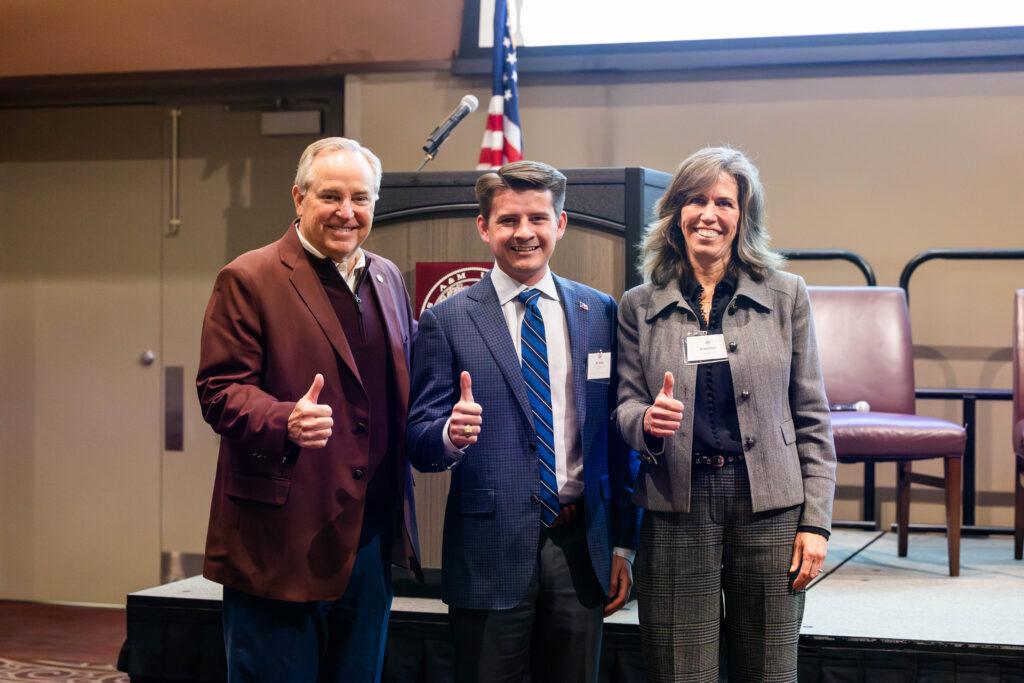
[463,425,472,436]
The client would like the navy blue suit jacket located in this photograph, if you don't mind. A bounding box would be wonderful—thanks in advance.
[407,271,640,610]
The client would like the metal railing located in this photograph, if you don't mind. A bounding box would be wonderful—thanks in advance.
[779,249,878,286]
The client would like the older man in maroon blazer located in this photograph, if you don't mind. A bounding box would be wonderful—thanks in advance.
[197,137,420,683]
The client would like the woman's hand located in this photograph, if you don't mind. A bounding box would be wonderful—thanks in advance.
[643,371,684,437]
[789,531,828,591]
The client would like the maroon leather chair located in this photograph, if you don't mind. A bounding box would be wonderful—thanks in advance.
[808,286,966,576]
[1014,289,1024,560]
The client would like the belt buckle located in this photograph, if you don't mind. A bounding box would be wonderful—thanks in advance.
[710,454,725,468]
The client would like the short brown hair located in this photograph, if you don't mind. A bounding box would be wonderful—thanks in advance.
[475,160,567,219]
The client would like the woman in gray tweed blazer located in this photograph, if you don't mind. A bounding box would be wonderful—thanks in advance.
[615,147,837,682]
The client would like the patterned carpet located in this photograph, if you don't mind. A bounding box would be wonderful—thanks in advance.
[0,657,127,682]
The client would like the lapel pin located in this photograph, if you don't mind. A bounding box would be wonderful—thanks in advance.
[579,301,589,311]
[376,273,384,283]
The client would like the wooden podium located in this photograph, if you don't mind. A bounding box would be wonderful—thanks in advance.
[370,167,670,295]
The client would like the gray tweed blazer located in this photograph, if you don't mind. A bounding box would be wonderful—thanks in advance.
[615,269,837,530]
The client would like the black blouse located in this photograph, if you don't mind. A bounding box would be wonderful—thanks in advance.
[681,272,829,540]
[682,273,743,457]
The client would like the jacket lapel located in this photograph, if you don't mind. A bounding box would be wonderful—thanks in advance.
[645,281,698,404]
[554,275,588,431]
[366,257,410,421]
[646,282,694,322]
[280,228,362,386]
[466,274,533,424]
[733,271,773,312]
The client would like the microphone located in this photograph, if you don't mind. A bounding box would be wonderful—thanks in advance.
[418,95,479,170]
[829,400,871,412]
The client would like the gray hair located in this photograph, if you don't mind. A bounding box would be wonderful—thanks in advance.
[293,137,383,198]
[639,146,784,286]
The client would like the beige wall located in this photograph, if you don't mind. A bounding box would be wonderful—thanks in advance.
[348,67,1024,526]
[0,106,166,603]
[0,0,462,77]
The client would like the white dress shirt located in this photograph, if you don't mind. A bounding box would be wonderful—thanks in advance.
[295,225,365,291]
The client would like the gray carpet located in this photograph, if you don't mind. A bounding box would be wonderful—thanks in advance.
[804,529,1024,645]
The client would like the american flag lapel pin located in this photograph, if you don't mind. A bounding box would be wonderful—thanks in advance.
[579,301,589,312]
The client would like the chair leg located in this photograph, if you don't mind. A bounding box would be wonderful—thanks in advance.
[1015,457,1023,561]
[896,462,911,558]
[944,456,962,577]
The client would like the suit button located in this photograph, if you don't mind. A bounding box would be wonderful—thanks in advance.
[528,442,537,452]
[530,495,540,506]
[728,341,738,352]
[354,422,367,434]
[740,390,750,400]
[352,468,366,480]
[744,437,756,450]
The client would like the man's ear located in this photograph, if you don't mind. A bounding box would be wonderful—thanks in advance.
[476,214,491,243]
[555,211,568,240]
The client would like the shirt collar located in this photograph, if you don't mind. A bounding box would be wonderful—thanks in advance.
[681,269,738,300]
[295,223,365,276]
[490,263,560,307]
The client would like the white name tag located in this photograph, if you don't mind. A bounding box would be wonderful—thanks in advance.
[587,351,612,380]
[684,333,728,364]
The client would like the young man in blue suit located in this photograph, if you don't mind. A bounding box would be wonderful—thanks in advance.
[407,161,639,682]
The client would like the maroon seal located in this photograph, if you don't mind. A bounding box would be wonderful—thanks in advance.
[414,262,491,318]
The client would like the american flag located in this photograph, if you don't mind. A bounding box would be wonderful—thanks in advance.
[476,0,523,170]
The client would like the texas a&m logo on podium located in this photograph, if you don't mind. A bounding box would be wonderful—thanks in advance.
[414,262,491,319]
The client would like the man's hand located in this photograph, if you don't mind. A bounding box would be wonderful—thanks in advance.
[789,531,828,592]
[604,554,633,616]
[287,374,333,449]
[448,371,482,448]
[643,371,684,438]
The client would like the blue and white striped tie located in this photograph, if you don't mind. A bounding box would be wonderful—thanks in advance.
[518,288,560,526]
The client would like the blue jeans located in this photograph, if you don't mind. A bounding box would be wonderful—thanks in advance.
[222,528,393,683]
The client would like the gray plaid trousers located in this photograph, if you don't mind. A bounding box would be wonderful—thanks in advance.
[636,464,804,683]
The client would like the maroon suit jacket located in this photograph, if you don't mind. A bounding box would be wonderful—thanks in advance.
[197,226,421,602]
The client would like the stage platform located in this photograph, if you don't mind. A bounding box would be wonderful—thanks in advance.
[117,530,1024,682]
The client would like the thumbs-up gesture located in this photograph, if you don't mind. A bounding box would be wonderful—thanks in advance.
[287,373,334,449]
[643,371,684,438]
[449,371,483,448]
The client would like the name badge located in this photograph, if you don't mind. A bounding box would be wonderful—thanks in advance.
[587,351,612,380]
[684,333,728,364]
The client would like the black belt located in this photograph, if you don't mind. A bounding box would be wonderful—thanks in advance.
[693,452,744,468]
